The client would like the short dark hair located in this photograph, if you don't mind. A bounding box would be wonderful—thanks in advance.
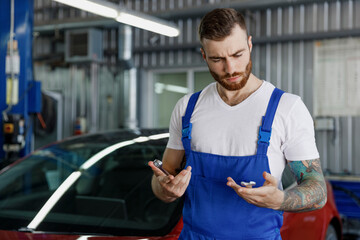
[198,8,247,44]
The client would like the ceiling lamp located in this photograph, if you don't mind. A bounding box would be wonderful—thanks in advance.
[53,0,180,37]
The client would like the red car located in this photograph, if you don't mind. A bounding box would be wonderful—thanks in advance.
[0,129,341,240]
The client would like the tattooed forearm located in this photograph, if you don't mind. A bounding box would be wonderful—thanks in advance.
[280,159,327,212]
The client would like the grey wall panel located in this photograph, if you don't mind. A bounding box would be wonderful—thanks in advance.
[317,116,360,175]
[305,3,316,33]
[315,131,326,171]
[329,1,341,31]
[325,124,338,173]
[269,44,278,86]
[304,41,314,114]
[354,117,360,173]
[260,9,267,36]
[341,0,352,29]
[339,116,357,174]
[291,42,301,97]
[340,117,349,173]
[356,0,360,28]
[292,5,302,34]
[258,44,267,81]
[252,45,260,77]
[280,43,289,91]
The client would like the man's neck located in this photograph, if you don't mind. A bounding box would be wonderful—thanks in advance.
[216,74,263,106]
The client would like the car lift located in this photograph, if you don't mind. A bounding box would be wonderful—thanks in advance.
[0,0,41,167]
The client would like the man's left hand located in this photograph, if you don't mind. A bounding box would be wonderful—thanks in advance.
[227,172,284,210]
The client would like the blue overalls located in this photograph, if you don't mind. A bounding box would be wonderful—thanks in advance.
[179,88,285,240]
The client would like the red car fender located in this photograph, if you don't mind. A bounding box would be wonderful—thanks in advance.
[159,217,184,239]
[319,181,342,240]
[281,181,342,240]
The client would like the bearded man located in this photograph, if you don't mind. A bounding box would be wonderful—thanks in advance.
[149,8,326,240]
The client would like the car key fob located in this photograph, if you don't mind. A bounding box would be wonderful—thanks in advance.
[241,181,256,188]
[153,159,169,175]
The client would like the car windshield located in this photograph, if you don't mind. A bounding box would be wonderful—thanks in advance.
[0,130,182,236]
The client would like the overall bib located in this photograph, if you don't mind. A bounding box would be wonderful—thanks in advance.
[179,88,284,240]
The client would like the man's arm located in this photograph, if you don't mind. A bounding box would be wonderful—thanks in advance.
[149,148,191,203]
[226,158,327,212]
[280,158,327,212]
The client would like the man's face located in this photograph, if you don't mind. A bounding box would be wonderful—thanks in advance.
[201,25,252,91]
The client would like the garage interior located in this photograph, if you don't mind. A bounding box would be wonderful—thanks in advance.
[1,0,360,239]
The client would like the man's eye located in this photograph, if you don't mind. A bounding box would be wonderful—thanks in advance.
[212,59,220,62]
[235,54,243,58]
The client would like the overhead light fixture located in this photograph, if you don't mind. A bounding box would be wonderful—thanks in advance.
[116,11,180,37]
[53,0,180,37]
[53,0,117,18]
[155,82,189,94]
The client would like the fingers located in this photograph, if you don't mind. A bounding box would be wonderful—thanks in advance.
[163,167,191,198]
[227,177,244,194]
[149,161,192,198]
[172,166,192,185]
[184,169,192,187]
[226,177,237,187]
[227,177,265,197]
[182,166,192,187]
[161,175,175,183]
[262,171,278,186]
[227,179,264,206]
[226,175,283,209]
[148,161,168,177]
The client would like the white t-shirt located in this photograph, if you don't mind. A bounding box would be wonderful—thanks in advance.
[167,81,319,188]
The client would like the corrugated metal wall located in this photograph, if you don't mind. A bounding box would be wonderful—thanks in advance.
[34,65,124,137]
[33,0,360,175]
[132,0,360,175]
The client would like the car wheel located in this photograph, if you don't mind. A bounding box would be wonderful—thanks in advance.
[325,224,338,240]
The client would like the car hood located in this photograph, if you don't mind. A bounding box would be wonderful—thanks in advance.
[0,230,180,240]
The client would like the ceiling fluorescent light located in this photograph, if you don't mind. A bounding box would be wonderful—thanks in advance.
[53,0,118,18]
[53,0,180,37]
[116,11,180,37]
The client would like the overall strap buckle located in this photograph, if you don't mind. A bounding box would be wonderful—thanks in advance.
[182,123,193,140]
[258,127,271,145]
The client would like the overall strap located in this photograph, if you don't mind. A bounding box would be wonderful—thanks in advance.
[257,88,285,155]
[181,91,202,152]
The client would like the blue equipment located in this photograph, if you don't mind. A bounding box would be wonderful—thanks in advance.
[0,0,41,166]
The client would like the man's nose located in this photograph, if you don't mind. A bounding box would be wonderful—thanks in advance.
[224,60,236,75]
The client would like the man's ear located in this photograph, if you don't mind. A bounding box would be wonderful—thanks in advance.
[200,48,206,60]
[248,36,253,53]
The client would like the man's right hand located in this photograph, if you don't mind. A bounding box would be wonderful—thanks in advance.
[149,160,192,202]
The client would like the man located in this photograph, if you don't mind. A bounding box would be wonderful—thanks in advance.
[149,8,326,239]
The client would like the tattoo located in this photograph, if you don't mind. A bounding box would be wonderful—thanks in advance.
[280,159,327,212]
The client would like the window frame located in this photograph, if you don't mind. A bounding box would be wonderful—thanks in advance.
[144,67,209,128]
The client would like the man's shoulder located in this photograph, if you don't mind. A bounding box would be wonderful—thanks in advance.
[281,92,301,105]
[179,82,216,105]
[278,92,310,124]
[196,82,216,96]
[260,81,305,119]
[261,81,301,108]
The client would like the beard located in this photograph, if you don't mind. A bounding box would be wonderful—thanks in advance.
[209,58,252,91]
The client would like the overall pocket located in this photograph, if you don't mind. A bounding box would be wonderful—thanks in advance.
[190,175,282,239]
[191,175,249,237]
